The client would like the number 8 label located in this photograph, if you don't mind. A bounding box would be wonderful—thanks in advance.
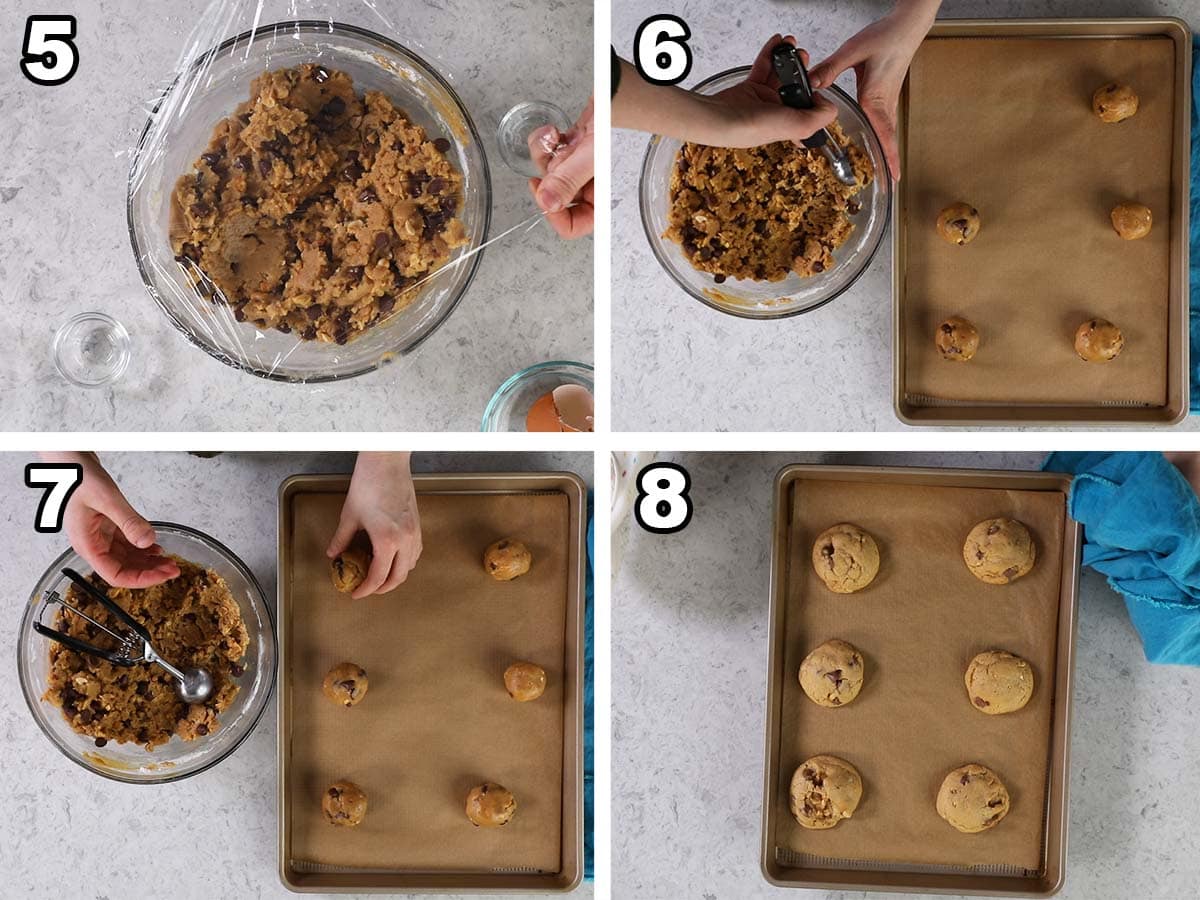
[634,463,693,534]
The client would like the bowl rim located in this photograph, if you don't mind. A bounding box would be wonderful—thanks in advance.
[637,65,892,320]
[480,360,595,431]
[17,521,278,784]
[126,19,494,384]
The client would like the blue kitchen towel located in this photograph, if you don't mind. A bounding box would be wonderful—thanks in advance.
[1043,452,1200,664]
[1191,35,1200,412]
[584,507,594,881]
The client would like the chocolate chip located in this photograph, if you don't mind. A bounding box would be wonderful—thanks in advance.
[136,729,150,744]
[233,305,247,323]
[374,232,391,252]
[440,198,457,217]
[961,773,971,785]
[1002,566,1020,579]
[312,66,330,83]
[200,151,222,168]
[230,663,245,677]
[277,323,292,334]
[951,218,968,229]
[987,523,1001,535]
[79,708,94,724]
[260,139,282,154]
[824,669,843,683]
[830,697,841,705]
[341,163,363,183]
[189,202,211,219]
[195,724,209,736]
[822,544,834,557]
[306,303,324,320]
[713,274,726,284]
[302,325,317,341]
[988,798,1004,808]
[942,323,954,333]
[238,113,251,126]
[346,265,364,281]
[358,188,378,203]
[433,137,451,152]
[427,177,446,195]
[136,681,150,697]
[753,220,767,236]
[328,787,339,798]
[848,200,862,214]
[812,261,825,273]
[335,332,349,345]
[258,156,273,177]
[377,295,395,314]
[117,674,129,688]
[320,96,346,118]
[94,738,107,748]
[974,697,990,707]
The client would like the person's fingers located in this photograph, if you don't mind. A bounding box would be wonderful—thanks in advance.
[859,93,900,180]
[326,511,359,559]
[763,94,837,145]
[352,542,396,600]
[534,133,594,213]
[378,552,413,595]
[543,182,594,239]
[90,488,156,550]
[526,124,561,176]
[747,33,783,84]
[809,39,862,90]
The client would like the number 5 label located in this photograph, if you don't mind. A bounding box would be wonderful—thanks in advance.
[25,463,82,533]
[634,463,693,534]
[633,15,692,85]
[21,15,80,87]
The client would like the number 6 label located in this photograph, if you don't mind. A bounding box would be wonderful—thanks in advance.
[634,463,693,534]
[21,15,80,87]
[633,15,692,86]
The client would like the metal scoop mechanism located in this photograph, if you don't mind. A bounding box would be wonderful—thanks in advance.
[33,567,214,704]
[770,43,858,187]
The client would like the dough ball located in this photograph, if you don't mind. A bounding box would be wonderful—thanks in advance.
[936,202,981,245]
[1110,201,1152,240]
[504,661,547,702]
[936,764,1010,833]
[812,524,880,594]
[331,546,370,594]
[323,780,368,826]
[1074,318,1124,363]
[965,650,1034,715]
[1092,82,1139,123]
[936,316,980,362]
[483,539,532,582]
[322,662,368,707]
[799,639,865,708]
[465,782,517,827]
[789,755,863,830]
[963,518,1036,585]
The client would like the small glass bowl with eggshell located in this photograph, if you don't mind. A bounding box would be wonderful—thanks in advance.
[481,360,594,432]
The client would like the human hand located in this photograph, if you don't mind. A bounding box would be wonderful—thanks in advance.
[809,0,941,180]
[326,452,422,599]
[699,34,837,148]
[529,95,594,239]
[42,451,180,589]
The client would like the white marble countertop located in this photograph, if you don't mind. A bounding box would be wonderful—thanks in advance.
[1,0,592,431]
[0,451,592,899]
[613,451,1200,899]
[611,0,1200,431]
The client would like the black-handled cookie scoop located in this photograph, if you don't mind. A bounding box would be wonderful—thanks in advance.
[771,43,857,186]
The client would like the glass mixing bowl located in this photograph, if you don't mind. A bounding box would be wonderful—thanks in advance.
[481,360,594,432]
[127,21,492,382]
[18,523,276,784]
[638,67,891,319]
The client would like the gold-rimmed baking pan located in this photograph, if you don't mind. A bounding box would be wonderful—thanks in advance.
[893,18,1191,426]
[278,473,585,892]
[762,465,1081,895]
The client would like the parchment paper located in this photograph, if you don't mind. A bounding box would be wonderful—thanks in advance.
[286,489,569,873]
[902,36,1176,407]
[774,478,1066,872]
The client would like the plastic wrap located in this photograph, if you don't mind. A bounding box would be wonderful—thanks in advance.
[127,0,510,384]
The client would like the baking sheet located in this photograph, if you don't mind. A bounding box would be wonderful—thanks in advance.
[902,35,1176,407]
[285,488,569,874]
[773,478,1066,872]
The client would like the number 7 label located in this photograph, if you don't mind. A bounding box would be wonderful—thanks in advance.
[25,463,83,533]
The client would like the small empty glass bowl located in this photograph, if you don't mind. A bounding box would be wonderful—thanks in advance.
[18,523,276,784]
[52,312,131,387]
[481,361,594,432]
[638,67,891,319]
[127,21,491,382]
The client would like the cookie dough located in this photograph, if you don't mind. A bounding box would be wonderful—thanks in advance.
[965,650,1034,715]
[1092,83,1139,124]
[323,662,368,707]
[43,560,247,750]
[331,546,371,593]
[323,780,368,826]
[963,518,1036,585]
[936,764,1011,833]
[936,316,980,362]
[812,524,880,594]
[936,202,981,245]
[169,63,468,344]
[1110,201,1152,240]
[799,639,865,708]
[483,539,532,582]
[465,782,517,827]
[504,661,547,702]
[664,123,873,282]
[789,755,863,830]
[1074,318,1125,363]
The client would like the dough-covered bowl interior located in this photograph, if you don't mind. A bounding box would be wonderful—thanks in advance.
[128,21,491,382]
[17,523,276,784]
[639,67,891,319]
